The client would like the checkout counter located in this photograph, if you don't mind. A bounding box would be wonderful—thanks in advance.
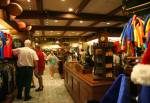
[64,62,113,103]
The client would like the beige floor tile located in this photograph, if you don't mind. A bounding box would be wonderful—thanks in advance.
[13,65,74,103]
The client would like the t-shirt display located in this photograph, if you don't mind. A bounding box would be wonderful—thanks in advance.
[0,32,5,59]
[4,33,13,58]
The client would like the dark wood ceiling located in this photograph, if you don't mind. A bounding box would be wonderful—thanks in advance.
[12,0,128,38]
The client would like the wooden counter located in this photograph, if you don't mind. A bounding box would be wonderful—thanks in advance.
[64,63,113,103]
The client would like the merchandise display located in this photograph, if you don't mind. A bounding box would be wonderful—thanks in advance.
[0,31,13,59]
[0,60,16,102]
[93,34,113,79]
[120,14,150,56]
[0,0,150,103]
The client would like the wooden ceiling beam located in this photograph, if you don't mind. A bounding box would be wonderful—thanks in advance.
[17,10,128,22]
[75,0,91,14]
[62,0,91,36]
[79,5,124,36]
[110,22,124,27]
[107,5,122,16]
[31,25,123,32]
[36,0,45,36]
[61,21,74,35]
[34,36,86,38]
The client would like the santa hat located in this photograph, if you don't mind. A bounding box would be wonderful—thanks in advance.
[131,43,150,86]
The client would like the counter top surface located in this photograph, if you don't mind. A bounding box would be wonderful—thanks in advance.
[64,63,113,87]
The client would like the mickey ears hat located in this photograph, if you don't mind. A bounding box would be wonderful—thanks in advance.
[131,43,150,86]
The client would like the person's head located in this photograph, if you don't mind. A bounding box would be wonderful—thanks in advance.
[50,50,54,55]
[24,39,31,47]
[35,44,41,50]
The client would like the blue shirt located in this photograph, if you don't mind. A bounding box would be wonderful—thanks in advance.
[0,32,6,59]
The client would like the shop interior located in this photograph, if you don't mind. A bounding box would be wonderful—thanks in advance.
[0,0,150,103]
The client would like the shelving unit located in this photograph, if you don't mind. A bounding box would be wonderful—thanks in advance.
[93,34,113,80]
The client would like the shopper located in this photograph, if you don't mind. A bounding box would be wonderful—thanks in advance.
[13,39,38,101]
[34,44,46,91]
[47,50,59,80]
[80,49,86,64]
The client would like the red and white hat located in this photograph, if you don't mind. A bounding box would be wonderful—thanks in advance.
[131,43,150,86]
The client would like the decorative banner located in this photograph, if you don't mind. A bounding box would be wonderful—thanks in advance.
[7,3,23,16]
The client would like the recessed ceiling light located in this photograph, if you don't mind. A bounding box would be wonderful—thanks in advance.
[80,20,83,23]
[45,22,48,25]
[54,20,58,22]
[61,0,66,2]
[68,8,73,12]
[57,32,61,34]
[27,0,31,2]
[56,40,59,43]
[106,22,110,25]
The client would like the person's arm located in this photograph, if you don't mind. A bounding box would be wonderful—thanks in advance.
[43,52,47,61]
[12,48,20,55]
[54,55,60,63]
[33,51,39,70]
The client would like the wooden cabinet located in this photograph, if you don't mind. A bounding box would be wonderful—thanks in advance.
[64,63,113,103]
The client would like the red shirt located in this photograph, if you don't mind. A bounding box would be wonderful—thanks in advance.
[36,50,45,72]
[142,43,150,64]
[4,33,12,58]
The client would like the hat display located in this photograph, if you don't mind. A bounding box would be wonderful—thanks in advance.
[7,3,23,16]
[131,43,150,86]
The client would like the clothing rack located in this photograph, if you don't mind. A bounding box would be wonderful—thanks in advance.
[124,1,150,14]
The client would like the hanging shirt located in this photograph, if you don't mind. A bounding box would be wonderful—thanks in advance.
[0,32,5,59]
[4,33,13,58]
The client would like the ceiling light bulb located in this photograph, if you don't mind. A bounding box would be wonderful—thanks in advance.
[56,40,59,43]
[61,0,66,2]
[46,22,48,25]
[54,20,58,22]
[27,0,31,2]
[106,22,110,25]
[68,8,73,12]
[80,20,83,23]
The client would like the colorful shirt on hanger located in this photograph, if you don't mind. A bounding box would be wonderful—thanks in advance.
[0,32,5,59]
[4,33,12,58]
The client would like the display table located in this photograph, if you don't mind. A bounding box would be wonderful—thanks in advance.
[64,62,113,103]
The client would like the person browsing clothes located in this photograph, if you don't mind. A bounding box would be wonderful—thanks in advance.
[13,39,38,101]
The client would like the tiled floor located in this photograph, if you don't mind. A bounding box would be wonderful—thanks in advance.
[13,65,74,103]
